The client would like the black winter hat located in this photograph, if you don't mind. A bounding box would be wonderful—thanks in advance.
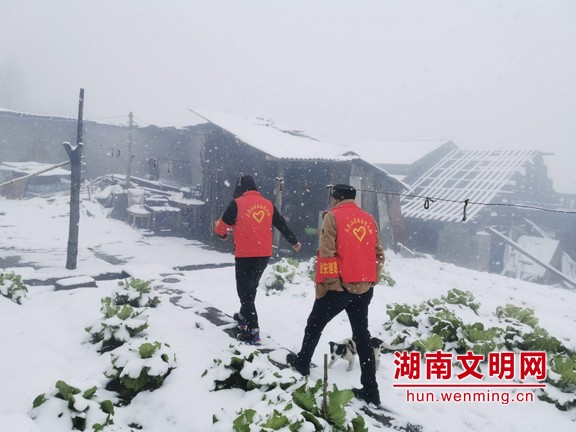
[331,184,356,200]
[233,174,258,198]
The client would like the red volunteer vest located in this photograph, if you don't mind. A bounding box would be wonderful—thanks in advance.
[233,191,274,257]
[325,202,378,283]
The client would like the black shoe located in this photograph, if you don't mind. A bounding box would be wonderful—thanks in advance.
[236,328,261,345]
[286,353,310,376]
[352,387,381,406]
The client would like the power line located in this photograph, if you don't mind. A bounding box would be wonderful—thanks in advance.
[353,187,576,216]
[86,115,129,121]
[192,168,576,217]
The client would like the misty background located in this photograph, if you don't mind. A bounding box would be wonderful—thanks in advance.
[1,0,574,193]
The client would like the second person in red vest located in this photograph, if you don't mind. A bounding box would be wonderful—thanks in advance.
[287,184,385,406]
[214,174,301,345]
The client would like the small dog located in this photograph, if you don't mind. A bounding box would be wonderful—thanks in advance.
[328,337,384,371]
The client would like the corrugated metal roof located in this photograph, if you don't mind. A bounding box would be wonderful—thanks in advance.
[190,109,358,161]
[402,149,540,222]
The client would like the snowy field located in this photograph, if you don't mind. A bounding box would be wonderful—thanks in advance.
[1,192,575,431]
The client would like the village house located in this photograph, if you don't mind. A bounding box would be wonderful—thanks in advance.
[186,110,406,255]
[0,109,406,256]
[3,109,574,285]
[0,109,207,237]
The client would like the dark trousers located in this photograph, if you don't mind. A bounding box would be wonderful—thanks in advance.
[235,256,270,330]
[297,288,378,392]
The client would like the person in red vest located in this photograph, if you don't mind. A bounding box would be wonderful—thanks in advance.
[214,174,301,345]
[287,184,385,406]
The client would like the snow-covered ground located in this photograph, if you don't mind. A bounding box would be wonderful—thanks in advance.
[1,192,575,431]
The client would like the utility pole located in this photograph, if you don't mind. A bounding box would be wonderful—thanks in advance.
[126,111,134,188]
[273,163,285,249]
[64,88,85,270]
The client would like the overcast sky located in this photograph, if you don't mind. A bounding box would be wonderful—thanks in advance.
[1,0,575,192]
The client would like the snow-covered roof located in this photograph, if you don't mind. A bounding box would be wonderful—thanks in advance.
[402,149,540,222]
[344,139,453,165]
[190,109,359,161]
[0,161,71,177]
[0,109,76,122]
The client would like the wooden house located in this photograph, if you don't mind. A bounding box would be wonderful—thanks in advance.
[0,109,206,236]
[190,110,406,255]
[0,110,203,187]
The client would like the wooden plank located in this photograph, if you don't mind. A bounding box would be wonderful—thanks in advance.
[0,161,70,189]
[487,227,576,289]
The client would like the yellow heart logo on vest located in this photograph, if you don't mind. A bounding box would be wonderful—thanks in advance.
[352,226,366,242]
[252,210,265,223]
